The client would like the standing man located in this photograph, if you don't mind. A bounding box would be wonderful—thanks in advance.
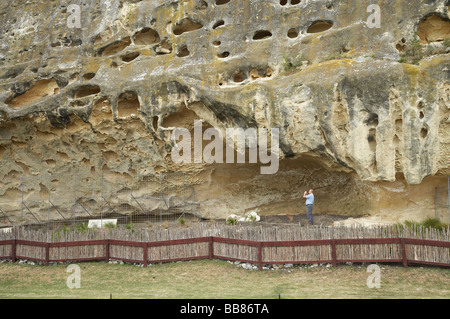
[303,189,314,225]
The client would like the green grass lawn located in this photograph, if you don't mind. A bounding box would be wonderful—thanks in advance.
[0,260,448,299]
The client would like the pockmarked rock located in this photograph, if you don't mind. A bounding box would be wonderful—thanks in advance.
[0,0,449,224]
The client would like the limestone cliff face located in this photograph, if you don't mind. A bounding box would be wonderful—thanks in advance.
[0,0,449,223]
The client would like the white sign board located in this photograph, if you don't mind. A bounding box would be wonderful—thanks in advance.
[88,219,117,228]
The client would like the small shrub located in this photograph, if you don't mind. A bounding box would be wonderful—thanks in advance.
[59,224,72,233]
[425,45,436,56]
[52,225,72,241]
[225,216,238,226]
[409,35,423,58]
[399,34,424,64]
[125,222,135,232]
[283,53,305,72]
[402,220,417,228]
[443,38,450,48]
[104,222,117,229]
[398,217,449,232]
[420,217,448,231]
[74,222,90,233]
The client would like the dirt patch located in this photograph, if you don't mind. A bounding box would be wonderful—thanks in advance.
[214,213,353,226]
[258,213,352,226]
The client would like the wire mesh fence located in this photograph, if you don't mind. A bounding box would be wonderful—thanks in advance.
[0,170,201,230]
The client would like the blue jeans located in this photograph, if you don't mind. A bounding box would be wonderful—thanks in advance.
[306,204,313,225]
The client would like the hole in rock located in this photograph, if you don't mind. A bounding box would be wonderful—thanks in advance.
[213,20,225,29]
[121,52,140,62]
[291,0,301,4]
[5,79,59,109]
[365,113,379,127]
[46,159,56,167]
[100,37,131,56]
[396,43,406,52]
[82,73,96,81]
[39,183,49,199]
[152,116,159,131]
[197,1,208,9]
[250,67,273,80]
[173,18,203,35]
[233,72,244,83]
[134,28,160,45]
[253,30,272,40]
[103,151,119,162]
[71,39,82,47]
[419,111,425,119]
[420,128,428,139]
[118,92,140,119]
[417,14,450,43]
[218,51,230,58]
[307,20,333,33]
[155,38,173,55]
[395,119,403,133]
[396,38,407,52]
[161,102,199,129]
[280,0,287,5]
[368,128,377,152]
[74,85,101,99]
[89,97,112,126]
[213,40,221,46]
[177,46,190,57]
[250,68,260,80]
[287,28,298,38]
[56,152,71,162]
[216,0,231,5]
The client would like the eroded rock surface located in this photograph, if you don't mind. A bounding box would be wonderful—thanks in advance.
[0,0,449,223]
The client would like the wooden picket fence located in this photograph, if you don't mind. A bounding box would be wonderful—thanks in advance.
[0,223,449,269]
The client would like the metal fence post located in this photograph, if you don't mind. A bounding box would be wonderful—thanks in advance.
[11,239,16,263]
[434,187,439,220]
[105,239,110,263]
[101,169,103,226]
[209,237,214,260]
[182,172,185,219]
[400,238,408,267]
[21,177,24,225]
[130,169,133,225]
[160,174,163,223]
[331,240,337,267]
[447,176,450,222]
[143,243,148,267]
[257,242,263,270]
[48,175,51,231]
[73,174,77,226]
[45,243,50,266]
